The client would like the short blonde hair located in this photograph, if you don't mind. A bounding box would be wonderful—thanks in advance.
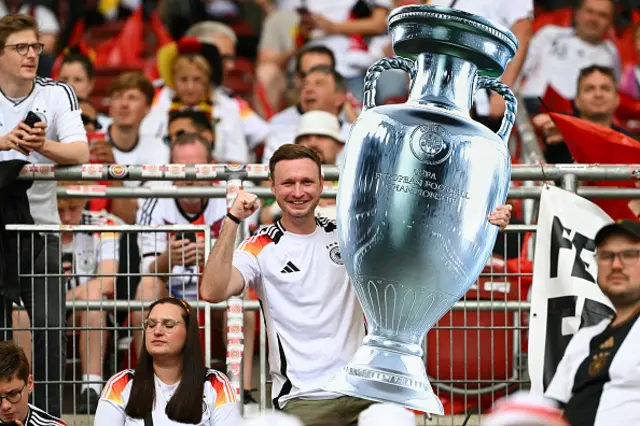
[0,14,38,49]
[57,181,91,210]
[172,55,211,81]
[108,72,155,105]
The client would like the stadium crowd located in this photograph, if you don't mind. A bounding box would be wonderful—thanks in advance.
[0,0,638,425]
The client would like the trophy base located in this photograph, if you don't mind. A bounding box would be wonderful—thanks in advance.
[323,343,444,415]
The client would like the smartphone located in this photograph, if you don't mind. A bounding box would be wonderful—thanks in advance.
[24,111,42,128]
[179,232,198,244]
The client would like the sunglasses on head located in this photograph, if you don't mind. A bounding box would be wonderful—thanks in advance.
[81,114,102,130]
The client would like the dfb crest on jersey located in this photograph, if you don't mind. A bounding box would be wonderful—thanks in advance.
[329,246,344,265]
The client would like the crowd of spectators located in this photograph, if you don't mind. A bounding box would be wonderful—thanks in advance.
[0,0,638,425]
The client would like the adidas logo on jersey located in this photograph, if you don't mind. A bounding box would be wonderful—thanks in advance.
[281,261,300,273]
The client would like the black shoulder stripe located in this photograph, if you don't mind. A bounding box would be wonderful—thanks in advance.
[36,78,78,111]
[139,198,159,225]
[315,216,336,232]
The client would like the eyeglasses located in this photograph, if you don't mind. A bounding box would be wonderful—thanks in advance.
[163,130,187,146]
[4,43,44,56]
[143,318,183,332]
[81,114,102,130]
[596,249,640,266]
[0,384,26,404]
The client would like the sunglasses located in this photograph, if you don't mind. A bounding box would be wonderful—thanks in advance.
[81,114,102,130]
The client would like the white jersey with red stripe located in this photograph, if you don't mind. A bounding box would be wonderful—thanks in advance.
[62,210,121,291]
[95,369,241,426]
[233,217,365,409]
[137,198,227,300]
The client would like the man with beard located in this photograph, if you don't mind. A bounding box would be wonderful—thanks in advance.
[546,220,640,426]
[200,144,512,425]
[532,65,635,164]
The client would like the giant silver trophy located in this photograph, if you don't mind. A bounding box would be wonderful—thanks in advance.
[324,5,518,414]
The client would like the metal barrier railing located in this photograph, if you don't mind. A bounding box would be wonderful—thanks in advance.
[5,163,640,425]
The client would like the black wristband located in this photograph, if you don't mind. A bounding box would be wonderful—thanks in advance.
[226,212,241,224]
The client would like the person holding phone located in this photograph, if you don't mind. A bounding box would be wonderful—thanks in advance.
[133,133,229,356]
[0,341,67,426]
[0,14,89,417]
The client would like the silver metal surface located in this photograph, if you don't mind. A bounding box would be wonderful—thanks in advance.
[325,5,517,414]
[388,5,518,77]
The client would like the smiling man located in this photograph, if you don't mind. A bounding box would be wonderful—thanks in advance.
[0,14,89,417]
[0,341,67,426]
[201,144,512,426]
[262,59,351,163]
[545,220,640,426]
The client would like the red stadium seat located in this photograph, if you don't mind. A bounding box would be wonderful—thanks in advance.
[531,7,573,34]
[426,249,533,415]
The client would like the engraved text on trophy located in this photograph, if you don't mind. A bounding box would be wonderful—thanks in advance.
[374,169,470,203]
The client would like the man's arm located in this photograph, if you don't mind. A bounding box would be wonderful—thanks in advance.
[39,140,89,164]
[502,18,533,89]
[315,7,388,36]
[201,216,246,303]
[36,83,89,164]
[201,191,260,303]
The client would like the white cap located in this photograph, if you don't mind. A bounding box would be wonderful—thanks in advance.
[295,111,345,144]
[482,392,569,426]
[241,411,303,426]
[358,403,415,426]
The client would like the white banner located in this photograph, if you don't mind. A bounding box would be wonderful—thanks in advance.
[528,186,615,395]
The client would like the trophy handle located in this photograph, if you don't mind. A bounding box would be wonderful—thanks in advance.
[362,57,416,112]
[476,76,517,142]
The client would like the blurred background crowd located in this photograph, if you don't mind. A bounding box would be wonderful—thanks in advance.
[2,0,640,424]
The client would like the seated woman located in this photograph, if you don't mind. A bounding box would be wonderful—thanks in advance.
[142,36,249,164]
[56,47,112,129]
[94,297,240,425]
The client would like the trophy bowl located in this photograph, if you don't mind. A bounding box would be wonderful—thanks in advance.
[324,5,518,414]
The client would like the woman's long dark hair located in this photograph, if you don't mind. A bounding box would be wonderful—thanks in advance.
[125,297,206,424]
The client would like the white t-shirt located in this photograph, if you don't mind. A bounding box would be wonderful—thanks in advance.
[95,369,241,426]
[140,87,250,163]
[136,197,227,300]
[262,105,351,163]
[429,0,534,115]
[0,3,60,34]
[545,314,640,426]
[0,77,87,225]
[106,125,170,189]
[62,210,121,292]
[520,26,621,100]
[274,0,392,78]
[218,88,270,150]
[233,217,365,408]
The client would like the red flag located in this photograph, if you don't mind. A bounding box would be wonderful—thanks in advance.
[549,113,640,220]
[541,86,574,115]
[149,10,173,48]
[103,7,144,67]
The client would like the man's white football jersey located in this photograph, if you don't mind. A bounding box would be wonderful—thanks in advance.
[137,197,227,300]
[233,217,365,409]
[0,77,87,224]
[62,210,121,292]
